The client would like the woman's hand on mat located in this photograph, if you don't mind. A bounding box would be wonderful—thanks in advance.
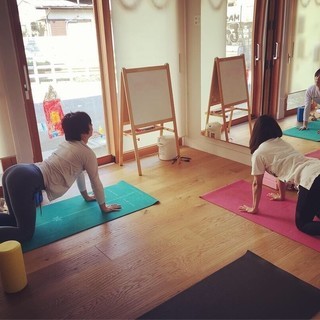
[85,195,96,202]
[81,191,96,202]
[100,203,122,213]
[267,192,284,201]
[299,125,307,131]
[239,205,257,214]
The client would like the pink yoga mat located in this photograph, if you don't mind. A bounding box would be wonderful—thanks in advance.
[200,180,320,252]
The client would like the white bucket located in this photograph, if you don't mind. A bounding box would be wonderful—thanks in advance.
[157,135,178,160]
[205,122,222,139]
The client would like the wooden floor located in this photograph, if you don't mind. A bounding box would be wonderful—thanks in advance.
[1,135,320,318]
[222,114,314,148]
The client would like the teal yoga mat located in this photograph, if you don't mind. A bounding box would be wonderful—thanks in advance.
[22,181,159,252]
[283,121,320,141]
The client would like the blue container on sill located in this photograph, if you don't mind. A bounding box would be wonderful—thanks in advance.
[297,106,304,122]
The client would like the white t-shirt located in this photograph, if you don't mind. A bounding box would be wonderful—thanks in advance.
[303,85,320,121]
[35,140,105,204]
[251,138,320,190]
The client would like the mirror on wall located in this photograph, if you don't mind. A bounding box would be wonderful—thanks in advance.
[203,54,252,143]
[201,0,254,147]
[201,0,320,148]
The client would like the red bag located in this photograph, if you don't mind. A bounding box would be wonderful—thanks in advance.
[43,98,64,138]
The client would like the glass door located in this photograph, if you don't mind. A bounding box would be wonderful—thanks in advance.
[251,0,286,119]
[16,0,110,160]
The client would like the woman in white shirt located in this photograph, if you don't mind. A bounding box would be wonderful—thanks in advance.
[240,115,320,236]
[299,68,320,130]
[0,111,121,242]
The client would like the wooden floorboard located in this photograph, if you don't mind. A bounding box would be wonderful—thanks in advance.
[0,141,320,319]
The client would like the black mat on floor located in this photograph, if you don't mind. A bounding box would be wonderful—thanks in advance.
[139,251,320,319]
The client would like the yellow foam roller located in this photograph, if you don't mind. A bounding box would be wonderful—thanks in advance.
[0,240,28,293]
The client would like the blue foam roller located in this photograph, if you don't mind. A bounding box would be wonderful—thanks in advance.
[297,106,304,122]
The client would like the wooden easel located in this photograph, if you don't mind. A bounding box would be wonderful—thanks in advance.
[206,55,252,142]
[119,64,180,176]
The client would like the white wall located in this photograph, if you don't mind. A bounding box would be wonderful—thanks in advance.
[0,1,33,164]
[111,0,185,138]
[289,0,320,92]
[0,59,15,159]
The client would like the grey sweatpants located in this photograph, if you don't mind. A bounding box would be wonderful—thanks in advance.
[0,164,44,242]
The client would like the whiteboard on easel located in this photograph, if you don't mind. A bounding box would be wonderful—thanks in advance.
[209,55,248,107]
[120,63,180,176]
[206,55,252,143]
[123,64,174,127]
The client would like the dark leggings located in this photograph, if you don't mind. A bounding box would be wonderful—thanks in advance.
[296,175,320,236]
[0,164,45,242]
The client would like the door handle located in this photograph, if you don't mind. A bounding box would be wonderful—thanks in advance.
[255,43,260,61]
[273,42,279,60]
[23,65,30,100]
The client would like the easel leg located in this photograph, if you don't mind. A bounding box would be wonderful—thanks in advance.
[227,109,234,133]
[119,77,125,166]
[132,132,142,176]
[222,113,229,142]
[119,130,124,166]
[174,133,180,160]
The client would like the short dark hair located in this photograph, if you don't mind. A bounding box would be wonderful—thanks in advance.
[315,68,320,77]
[61,111,92,141]
[249,115,282,154]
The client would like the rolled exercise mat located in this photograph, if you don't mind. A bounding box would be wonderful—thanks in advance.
[0,240,28,293]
